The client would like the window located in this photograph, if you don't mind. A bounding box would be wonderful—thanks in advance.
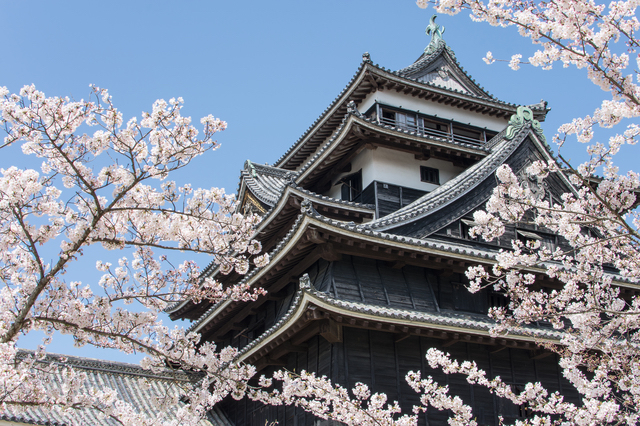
[420,166,440,184]
[380,108,418,131]
[460,218,478,240]
[517,229,557,251]
[381,109,396,124]
[420,117,449,136]
[373,104,499,146]
[339,170,362,202]
[396,112,417,131]
[452,124,483,143]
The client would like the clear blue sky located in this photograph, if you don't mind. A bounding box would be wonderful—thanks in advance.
[0,1,627,361]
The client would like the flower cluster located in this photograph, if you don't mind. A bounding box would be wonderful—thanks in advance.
[0,86,269,425]
[408,0,640,423]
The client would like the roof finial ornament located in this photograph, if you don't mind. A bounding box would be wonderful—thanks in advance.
[504,106,546,143]
[425,15,446,55]
[347,100,362,117]
[362,52,371,63]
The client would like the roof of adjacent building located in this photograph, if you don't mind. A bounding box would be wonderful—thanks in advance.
[0,353,232,426]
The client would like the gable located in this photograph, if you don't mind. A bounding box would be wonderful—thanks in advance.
[402,53,490,98]
[390,135,570,239]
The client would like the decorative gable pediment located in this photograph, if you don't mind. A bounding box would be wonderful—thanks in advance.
[397,15,494,99]
[408,56,481,95]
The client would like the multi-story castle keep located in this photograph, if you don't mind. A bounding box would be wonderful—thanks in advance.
[168,17,580,425]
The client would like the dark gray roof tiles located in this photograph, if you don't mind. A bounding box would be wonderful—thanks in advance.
[292,186,376,211]
[0,353,230,426]
[302,207,499,261]
[241,161,295,207]
[236,273,564,363]
[396,43,496,100]
[186,202,508,334]
[187,212,309,333]
[164,185,376,316]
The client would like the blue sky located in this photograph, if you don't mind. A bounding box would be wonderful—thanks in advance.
[0,1,626,361]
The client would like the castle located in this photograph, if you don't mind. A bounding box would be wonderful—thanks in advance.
[168,16,580,425]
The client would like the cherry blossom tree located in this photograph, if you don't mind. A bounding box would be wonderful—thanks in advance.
[0,85,270,425]
[408,0,640,424]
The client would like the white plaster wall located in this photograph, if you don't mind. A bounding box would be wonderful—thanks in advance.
[370,147,463,190]
[358,90,508,131]
[327,146,464,198]
[328,147,374,199]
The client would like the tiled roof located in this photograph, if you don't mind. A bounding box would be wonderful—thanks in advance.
[0,353,232,426]
[240,161,295,207]
[274,49,548,170]
[188,212,310,333]
[186,205,508,334]
[236,273,564,363]
[396,43,496,100]
[163,185,375,317]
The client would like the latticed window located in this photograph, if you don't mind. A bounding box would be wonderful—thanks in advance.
[420,166,440,184]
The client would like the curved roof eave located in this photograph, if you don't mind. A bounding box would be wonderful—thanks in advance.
[236,276,564,364]
[187,212,505,333]
[274,59,370,169]
[186,200,640,332]
[165,186,375,318]
[275,56,549,171]
[360,123,534,232]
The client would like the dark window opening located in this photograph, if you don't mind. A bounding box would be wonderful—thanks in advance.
[517,229,557,251]
[486,130,498,141]
[421,117,449,135]
[420,166,440,184]
[452,125,483,141]
[381,109,396,123]
[460,218,478,240]
[339,169,363,202]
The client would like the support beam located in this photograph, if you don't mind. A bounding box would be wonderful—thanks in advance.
[320,319,343,343]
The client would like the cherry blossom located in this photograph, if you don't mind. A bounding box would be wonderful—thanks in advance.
[0,85,267,425]
[401,0,640,424]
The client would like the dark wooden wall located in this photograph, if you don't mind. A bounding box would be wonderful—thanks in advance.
[360,181,427,218]
[219,328,579,426]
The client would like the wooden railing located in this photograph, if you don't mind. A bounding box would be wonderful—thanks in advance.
[379,116,485,146]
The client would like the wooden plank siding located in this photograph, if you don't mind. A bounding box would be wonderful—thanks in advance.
[219,330,579,426]
[313,256,440,313]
